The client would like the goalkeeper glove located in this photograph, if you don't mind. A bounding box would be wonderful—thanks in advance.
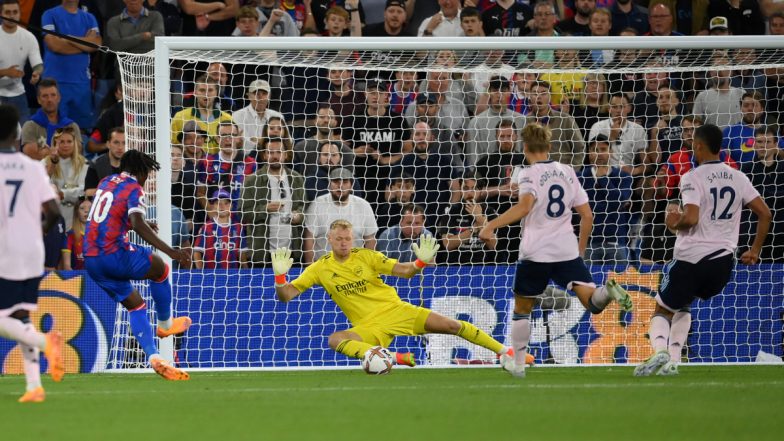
[412,234,439,269]
[271,247,293,286]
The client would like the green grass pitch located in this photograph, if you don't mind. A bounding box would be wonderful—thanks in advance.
[1,365,782,441]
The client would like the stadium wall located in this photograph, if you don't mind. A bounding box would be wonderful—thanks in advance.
[1,267,782,373]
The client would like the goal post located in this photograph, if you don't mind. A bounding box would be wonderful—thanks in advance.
[108,35,784,370]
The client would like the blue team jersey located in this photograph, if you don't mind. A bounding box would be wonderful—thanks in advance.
[85,173,146,257]
[723,123,784,164]
[41,6,99,83]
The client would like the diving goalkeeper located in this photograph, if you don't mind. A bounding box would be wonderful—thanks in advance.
[272,219,519,370]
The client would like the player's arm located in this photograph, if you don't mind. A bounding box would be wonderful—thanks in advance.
[363,234,376,251]
[478,193,535,246]
[129,212,191,267]
[665,203,699,231]
[391,234,439,279]
[302,228,315,264]
[573,202,593,257]
[42,199,61,233]
[740,196,772,265]
[271,247,305,302]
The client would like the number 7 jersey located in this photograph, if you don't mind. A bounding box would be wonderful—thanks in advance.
[85,172,146,257]
[517,160,589,262]
[675,161,760,263]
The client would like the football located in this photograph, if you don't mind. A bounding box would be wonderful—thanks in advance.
[362,346,393,375]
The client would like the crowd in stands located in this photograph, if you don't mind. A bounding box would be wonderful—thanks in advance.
[2,0,784,270]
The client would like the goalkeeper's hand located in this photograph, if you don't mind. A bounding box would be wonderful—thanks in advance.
[271,247,293,277]
[412,234,439,266]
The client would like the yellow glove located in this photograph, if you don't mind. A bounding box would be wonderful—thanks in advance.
[411,234,439,268]
[271,247,293,285]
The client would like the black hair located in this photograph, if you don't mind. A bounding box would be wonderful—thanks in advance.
[694,124,723,155]
[0,104,20,141]
[120,150,160,177]
[460,7,481,20]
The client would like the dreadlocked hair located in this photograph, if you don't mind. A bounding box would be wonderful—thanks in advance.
[120,150,160,177]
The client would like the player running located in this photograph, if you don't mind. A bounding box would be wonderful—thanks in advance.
[271,219,526,370]
[634,124,771,376]
[84,150,192,380]
[0,105,65,403]
[479,123,633,378]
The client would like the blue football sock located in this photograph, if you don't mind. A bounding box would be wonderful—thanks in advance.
[150,279,172,323]
[129,305,158,359]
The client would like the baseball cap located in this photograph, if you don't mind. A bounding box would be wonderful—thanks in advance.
[248,79,271,94]
[709,16,729,31]
[329,167,354,180]
[589,133,610,144]
[415,93,438,105]
[209,189,232,201]
[182,120,207,135]
[386,0,406,10]
[365,78,389,91]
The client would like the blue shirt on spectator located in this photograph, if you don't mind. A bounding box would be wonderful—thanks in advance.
[722,123,784,164]
[377,226,434,263]
[578,165,633,246]
[42,5,100,84]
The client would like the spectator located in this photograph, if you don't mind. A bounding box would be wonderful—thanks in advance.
[459,6,484,38]
[419,0,462,37]
[377,204,434,262]
[146,0,182,36]
[404,71,468,138]
[205,62,237,112]
[308,0,366,35]
[708,15,731,35]
[321,6,351,36]
[280,0,309,32]
[293,105,350,174]
[588,93,648,178]
[42,126,89,230]
[43,202,67,271]
[465,76,525,167]
[540,47,585,110]
[42,0,102,130]
[21,79,81,161]
[584,8,614,66]
[362,0,412,36]
[557,0,595,36]
[250,0,300,36]
[60,197,91,270]
[722,91,782,164]
[707,0,765,35]
[106,0,164,55]
[730,47,767,95]
[179,119,209,163]
[577,134,633,271]
[632,68,669,129]
[520,1,560,67]
[524,80,586,170]
[303,167,378,263]
[611,0,649,35]
[84,127,125,197]
[196,121,256,211]
[171,143,205,227]
[170,75,233,154]
[0,0,43,124]
[277,33,331,130]
[647,0,709,35]
[482,0,533,37]
[345,78,410,202]
[257,116,294,159]
[437,172,495,265]
[234,4,261,36]
[396,121,460,228]
[193,189,250,269]
[471,50,515,114]
[649,85,684,164]
[87,84,125,155]
[605,28,643,97]
[302,140,363,200]
[241,136,306,266]
[693,54,745,129]
[647,3,683,36]
[376,173,416,230]
[763,66,784,128]
[739,126,784,262]
[508,71,537,116]
[389,70,418,116]
[233,79,286,156]
[571,72,610,142]
[327,68,364,130]
[180,0,239,36]
[769,11,784,35]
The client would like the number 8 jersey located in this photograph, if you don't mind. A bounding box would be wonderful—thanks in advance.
[675,161,760,264]
[85,172,146,257]
[517,160,589,263]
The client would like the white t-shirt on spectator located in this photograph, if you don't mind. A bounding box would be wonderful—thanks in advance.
[0,26,42,97]
[305,194,378,260]
[417,11,463,37]
[588,118,647,169]
[232,105,285,156]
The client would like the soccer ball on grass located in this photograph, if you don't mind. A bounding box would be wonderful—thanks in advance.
[362,346,393,375]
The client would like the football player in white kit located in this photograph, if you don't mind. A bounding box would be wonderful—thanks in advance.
[634,124,772,377]
[0,105,65,402]
[480,123,633,378]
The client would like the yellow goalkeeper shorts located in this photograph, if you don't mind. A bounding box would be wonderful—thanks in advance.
[347,302,431,347]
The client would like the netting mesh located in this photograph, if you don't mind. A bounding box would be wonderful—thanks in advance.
[111,41,784,369]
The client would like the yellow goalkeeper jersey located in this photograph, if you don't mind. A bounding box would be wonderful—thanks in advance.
[290,248,402,325]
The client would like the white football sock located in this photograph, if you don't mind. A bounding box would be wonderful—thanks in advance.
[650,315,671,352]
[0,317,46,349]
[20,343,42,391]
[590,286,611,312]
[668,311,691,364]
[511,314,531,365]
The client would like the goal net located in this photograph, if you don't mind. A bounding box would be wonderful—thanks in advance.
[112,36,784,369]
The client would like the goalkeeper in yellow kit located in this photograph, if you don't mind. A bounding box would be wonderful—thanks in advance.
[272,219,522,370]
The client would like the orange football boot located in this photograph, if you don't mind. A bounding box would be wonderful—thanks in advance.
[151,357,190,381]
[156,316,192,338]
[44,331,64,382]
[18,387,45,403]
[395,352,416,367]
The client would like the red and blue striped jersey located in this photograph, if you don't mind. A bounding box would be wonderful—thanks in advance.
[193,218,247,269]
[196,153,256,205]
[62,229,85,269]
[389,83,416,115]
[85,172,146,257]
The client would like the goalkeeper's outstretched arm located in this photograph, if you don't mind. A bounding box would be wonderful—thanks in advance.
[271,247,303,302]
[391,234,440,278]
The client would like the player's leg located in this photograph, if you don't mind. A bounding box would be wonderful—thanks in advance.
[561,258,633,313]
[328,330,376,359]
[143,253,191,337]
[422,311,508,357]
